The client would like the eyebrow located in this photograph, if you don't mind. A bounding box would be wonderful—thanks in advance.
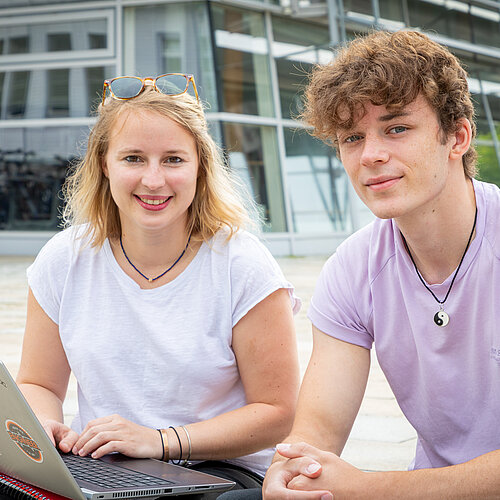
[378,111,410,122]
[116,148,190,155]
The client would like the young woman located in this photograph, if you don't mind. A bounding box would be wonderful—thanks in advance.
[16,74,300,491]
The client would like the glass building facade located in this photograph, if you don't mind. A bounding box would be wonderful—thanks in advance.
[1,0,499,255]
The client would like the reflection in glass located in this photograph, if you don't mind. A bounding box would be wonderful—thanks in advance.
[86,67,105,114]
[0,126,89,230]
[47,32,71,51]
[343,0,372,17]
[6,71,30,118]
[0,19,107,55]
[407,0,472,44]
[223,122,286,232]
[8,36,29,54]
[123,3,216,107]
[272,16,330,119]
[284,128,350,233]
[211,5,273,116]
[47,69,69,117]
[0,66,113,119]
[379,0,405,24]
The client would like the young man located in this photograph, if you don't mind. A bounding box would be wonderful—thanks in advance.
[262,30,500,499]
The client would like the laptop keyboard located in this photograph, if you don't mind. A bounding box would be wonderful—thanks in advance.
[61,453,174,489]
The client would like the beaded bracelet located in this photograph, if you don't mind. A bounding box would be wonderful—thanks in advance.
[169,426,183,465]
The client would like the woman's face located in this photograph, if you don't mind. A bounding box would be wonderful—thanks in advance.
[103,109,199,237]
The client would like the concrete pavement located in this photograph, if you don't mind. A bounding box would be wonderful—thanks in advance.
[0,254,416,472]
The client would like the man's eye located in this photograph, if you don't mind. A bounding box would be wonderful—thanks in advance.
[345,135,363,143]
[389,126,407,134]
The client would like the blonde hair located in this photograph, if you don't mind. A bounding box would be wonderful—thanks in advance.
[62,88,255,247]
[302,30,477,178]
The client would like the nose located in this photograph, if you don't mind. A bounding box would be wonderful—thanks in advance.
[141,162,166,191]
[359,134,390,167]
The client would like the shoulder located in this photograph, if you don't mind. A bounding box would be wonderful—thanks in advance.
[475,179,500,258]
[27,225,95,279]
[209,229,279,271]
[328,218,396,283]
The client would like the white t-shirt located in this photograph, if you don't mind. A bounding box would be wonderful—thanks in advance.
[27,227,300,476]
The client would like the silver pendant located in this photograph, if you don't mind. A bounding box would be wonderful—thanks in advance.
[434,309,449,327]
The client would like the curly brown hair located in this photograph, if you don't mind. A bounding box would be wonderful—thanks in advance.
[302,30,477,177]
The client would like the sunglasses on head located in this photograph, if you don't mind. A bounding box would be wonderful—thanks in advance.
[101,73,199,106]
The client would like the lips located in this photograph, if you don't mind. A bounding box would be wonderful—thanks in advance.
[134,195,173,210]
[136,196,170,205]
[365,176,402,191]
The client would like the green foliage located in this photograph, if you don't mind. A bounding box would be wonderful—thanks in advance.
[476,128,500,187]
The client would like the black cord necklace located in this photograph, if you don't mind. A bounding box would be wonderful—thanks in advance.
[119,234,191,283]
[400,207,477,327]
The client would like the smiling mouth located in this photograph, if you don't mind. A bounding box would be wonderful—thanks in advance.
[135,195,172,205]
[366,176,402,190]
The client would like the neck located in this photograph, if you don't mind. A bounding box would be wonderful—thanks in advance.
[117,218,192,282]
[397,177,476,284]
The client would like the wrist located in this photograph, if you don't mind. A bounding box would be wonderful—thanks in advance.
[157,428,169,461]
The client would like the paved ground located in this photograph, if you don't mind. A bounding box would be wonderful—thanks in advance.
[0,254,416,472]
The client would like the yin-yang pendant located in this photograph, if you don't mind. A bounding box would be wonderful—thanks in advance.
[434,309,449,327]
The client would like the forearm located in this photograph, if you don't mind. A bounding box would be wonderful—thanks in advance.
[361,450,500,500]
[166,402,294,461]
[18,382,65,423]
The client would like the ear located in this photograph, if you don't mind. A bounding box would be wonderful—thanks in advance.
[449,118,472,161]
[101,158,109,178]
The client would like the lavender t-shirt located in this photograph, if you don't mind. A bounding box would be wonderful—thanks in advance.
[308,179,500,469]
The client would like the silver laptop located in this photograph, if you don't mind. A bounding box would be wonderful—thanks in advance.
[0,361,235,499]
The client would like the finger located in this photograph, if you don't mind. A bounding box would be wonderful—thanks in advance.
[42,424,56,447]
[89,440,121,459]
[76,430,117,457]
[276,445,323,478]
[73,422,117,454]
[276,443,322,461]
[57,429,80,453]
[287,474,331,492]
[265,484,333,500]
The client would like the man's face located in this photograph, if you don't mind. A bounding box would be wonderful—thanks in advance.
[336,95,456,222]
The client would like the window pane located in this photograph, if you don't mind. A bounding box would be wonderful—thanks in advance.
[47,32,72,51]
[407,0,472,44]
[0,17,107,57]
[0,66,113,119]
[123,3,216,107]
[0,126,89,230]
[47,68,69,117]
[471,6,500,49]
[211,5,274,116]
[343,0,373,16]
[284,128,351,233]
[379,0,405,24]
[8,36,29,54]
[223,122,286,232]
[272,16,330,119]
[6,71,30,118]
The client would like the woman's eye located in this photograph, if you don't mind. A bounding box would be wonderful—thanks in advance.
[389,126,407,134]
[166,156,183,164]
[124,155,141,163]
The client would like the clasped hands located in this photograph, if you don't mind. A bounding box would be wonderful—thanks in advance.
[263,442,367,500]
[42,414,162,460]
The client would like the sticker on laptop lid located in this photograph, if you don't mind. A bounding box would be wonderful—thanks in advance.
[5,420,43,463]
